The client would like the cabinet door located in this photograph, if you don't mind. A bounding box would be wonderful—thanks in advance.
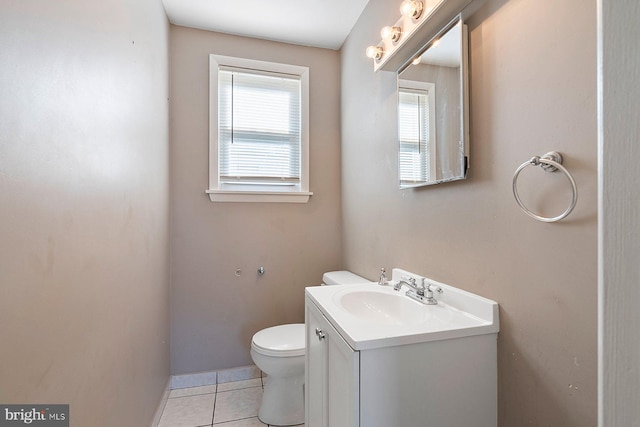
[326,319,359,426]
[305,300,327,427]
[305,298,359,427]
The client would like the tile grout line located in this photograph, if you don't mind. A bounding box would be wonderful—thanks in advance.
[210,382,217,426]
[213,415,269,426]
[168,391,216,399]
[216,385,263,394]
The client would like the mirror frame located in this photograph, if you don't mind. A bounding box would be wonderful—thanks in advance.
[397,16,469,189]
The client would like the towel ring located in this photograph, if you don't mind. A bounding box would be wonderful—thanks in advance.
[512,151,578,223]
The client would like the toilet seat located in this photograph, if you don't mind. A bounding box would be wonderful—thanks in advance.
[251,324,305,357]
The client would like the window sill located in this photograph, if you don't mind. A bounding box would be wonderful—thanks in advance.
[205,188,313,203]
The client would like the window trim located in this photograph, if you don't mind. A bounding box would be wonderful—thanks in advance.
[206,54,312,203]
[398,79,437,187]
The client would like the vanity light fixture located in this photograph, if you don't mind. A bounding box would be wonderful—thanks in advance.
[366,0,477,71]
[365,44,384,61]
[400,0,424,20]
[366,0,433,68]
[381,25,402,43]
[411,56,422,65]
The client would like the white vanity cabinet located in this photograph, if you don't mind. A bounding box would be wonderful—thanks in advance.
[305,298,359,427]
[305,271,499,427]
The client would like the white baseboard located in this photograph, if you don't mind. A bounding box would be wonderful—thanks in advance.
[150,378,171,427]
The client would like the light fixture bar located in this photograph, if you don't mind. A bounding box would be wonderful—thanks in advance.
[365,0,480,72]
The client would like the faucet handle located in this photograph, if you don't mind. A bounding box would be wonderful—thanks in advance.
[422,278,443,294]
[419,279,443,305]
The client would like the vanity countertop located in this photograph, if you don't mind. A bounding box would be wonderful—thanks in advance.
[305,269,499,351]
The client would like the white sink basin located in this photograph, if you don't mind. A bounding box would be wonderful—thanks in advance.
[336,290,431,325]
[306,268,499,351]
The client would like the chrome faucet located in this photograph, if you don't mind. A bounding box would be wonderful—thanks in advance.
[393,276,424,295]
[394,277,443,305]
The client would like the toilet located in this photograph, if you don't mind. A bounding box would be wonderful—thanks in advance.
[250,270,368,426]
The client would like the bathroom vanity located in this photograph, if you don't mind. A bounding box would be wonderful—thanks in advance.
[304,268,499,426]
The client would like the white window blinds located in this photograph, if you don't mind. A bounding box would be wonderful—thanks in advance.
[398,89,431,184]
[218,68,301,185]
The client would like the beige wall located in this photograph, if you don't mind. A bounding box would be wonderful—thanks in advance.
[169,26,342,374]
[0,1,170,426]
[342,0,597,425]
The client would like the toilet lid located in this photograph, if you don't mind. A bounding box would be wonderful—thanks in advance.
[251,324,305,357]
[322,270,368,286]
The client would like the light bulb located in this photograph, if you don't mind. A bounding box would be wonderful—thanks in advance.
[365,45,383,60]
[381,26,401,42]
[431,39,440,47]
[400,0,423,19]
[412,56,421,65]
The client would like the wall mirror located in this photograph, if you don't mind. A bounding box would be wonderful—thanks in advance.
[397,18,469,189]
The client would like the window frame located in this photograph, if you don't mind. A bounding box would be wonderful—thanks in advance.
[206,54,312,203]
[397,79,437,187]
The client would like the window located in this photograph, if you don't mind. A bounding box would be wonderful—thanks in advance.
[398,80,436,187]
[206,55,312,203]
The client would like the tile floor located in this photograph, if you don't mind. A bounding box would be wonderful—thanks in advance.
[158,378,305,427]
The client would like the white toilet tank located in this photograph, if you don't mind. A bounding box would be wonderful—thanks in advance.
[322,270,369,286]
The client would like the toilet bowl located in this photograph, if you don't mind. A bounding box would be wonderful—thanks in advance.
[251,324,305,426]
[250,271,368,426]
